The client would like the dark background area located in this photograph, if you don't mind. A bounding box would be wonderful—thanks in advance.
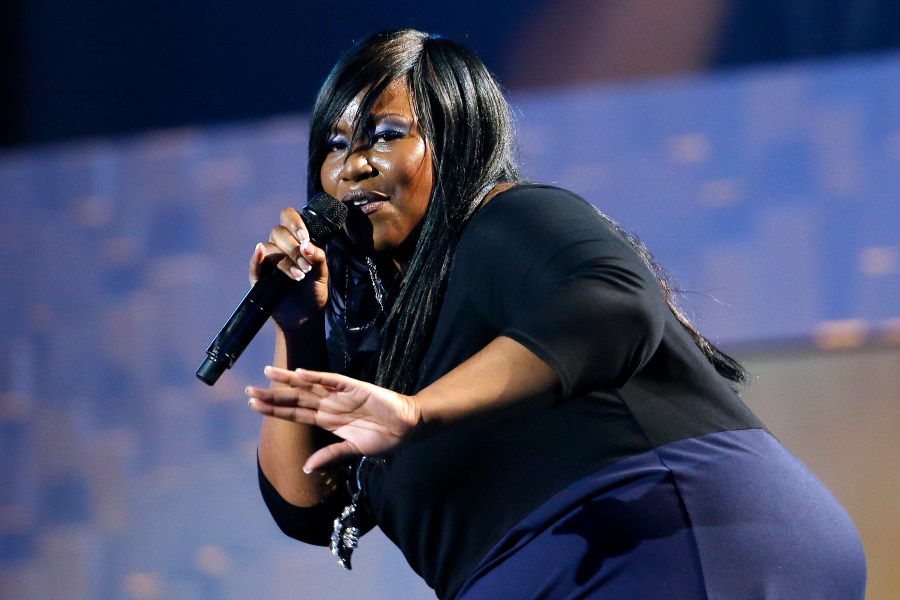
[3,0,900,149]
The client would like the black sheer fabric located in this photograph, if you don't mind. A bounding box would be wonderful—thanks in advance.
[324,238,399,380]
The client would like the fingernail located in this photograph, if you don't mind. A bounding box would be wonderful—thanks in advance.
[264,365,272,375]
[255,242,265,255]
[289,266,305,281]
[248,398,256,408]
[302,465,312,475]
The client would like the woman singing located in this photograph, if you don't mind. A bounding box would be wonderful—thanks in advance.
[244,28,866,599]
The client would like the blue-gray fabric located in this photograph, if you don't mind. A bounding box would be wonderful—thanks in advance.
[456,429,865,599]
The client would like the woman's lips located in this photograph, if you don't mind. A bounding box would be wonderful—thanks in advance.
[359,201,384,215]
[342,190,387,216]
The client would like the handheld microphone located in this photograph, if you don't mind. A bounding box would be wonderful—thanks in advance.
[196,193,347,385]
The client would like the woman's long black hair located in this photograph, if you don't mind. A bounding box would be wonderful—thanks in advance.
[308,29,519,394]
[308,29,747,394]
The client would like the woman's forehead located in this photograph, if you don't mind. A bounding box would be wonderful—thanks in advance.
[332,79,415,130]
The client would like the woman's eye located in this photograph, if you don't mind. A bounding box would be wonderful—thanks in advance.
[373,129,404,144]
[327,138,348,152]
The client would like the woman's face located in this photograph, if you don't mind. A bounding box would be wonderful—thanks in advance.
[320,79,434,259]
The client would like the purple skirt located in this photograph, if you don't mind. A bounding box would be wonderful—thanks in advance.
[455,429,865,599]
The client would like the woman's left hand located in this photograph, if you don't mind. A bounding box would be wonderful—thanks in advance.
[246,366,423,472]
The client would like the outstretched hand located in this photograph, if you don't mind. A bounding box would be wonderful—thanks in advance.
[246,366,423,472]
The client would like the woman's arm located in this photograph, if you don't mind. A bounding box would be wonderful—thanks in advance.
[251,209,345,508]
[415,335,559,432]
[246,334,560,473]
[258,323,343,506]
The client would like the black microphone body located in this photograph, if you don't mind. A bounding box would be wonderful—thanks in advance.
[196,193,347,385]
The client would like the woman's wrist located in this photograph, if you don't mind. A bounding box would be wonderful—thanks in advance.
[275,308,325,337]
[401,393,431,443]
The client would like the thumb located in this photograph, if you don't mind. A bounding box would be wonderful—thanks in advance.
[249,242,266,284]
[304,440,362,474]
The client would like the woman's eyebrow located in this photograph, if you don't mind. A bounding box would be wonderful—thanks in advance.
[370,111,413,123]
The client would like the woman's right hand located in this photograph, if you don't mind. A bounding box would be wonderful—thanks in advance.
[250,207,331,332]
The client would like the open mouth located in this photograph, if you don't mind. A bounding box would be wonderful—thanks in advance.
[342,190,387,215]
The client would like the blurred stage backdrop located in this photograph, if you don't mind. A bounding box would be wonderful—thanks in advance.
[2,1,899,599]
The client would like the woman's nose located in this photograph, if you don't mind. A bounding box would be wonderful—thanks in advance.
[341,148,375,181]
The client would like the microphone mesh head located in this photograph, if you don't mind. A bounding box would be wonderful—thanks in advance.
[304,193,348,246]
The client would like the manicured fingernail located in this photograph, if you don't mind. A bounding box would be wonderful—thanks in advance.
[289,266,305,281]
[264,366,272,375]
[255,242,265,255]
[302,465,312,474]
